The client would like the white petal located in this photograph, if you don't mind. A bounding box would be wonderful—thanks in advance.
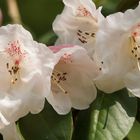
[49,46,98,112]
[103,3,140,32]
[0,24,55,124]
[1,123,21,140]
[124,69,140,98]
[53,0,104,56]
[93,15,135,93]
[65,71,97,109]
[0,112,9,129]
[0,95,27,127]
[0,25,33,51]
[47,91,72,115]
[63,0,96,15]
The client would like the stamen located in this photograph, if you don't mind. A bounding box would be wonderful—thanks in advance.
[8,70,12,75]
[77,29,96,44]
[6,62,20,85]
[51,69,68,94]
[130,37,140,71]
[5,40,26,85]
[91,33,95,37]
[6,63,9,69]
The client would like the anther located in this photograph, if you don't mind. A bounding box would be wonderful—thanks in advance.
[63,72,67,75]
[77,32,81,37]
[6,63,9,69]
[85,32,89,35]
[13,66,19,74]
[99,68,102,71]
[91,33,95,37]
[82,36,86,39]
[8,70,12,75]
[78,30,82,33]
[15,78,18,81]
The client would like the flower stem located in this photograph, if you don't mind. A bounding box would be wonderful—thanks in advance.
[6,0,22,24]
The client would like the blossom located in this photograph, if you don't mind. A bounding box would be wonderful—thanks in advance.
[93,3,140,96]
[53,0,104,56]
[0,24,55,139]
[47,45,99,114]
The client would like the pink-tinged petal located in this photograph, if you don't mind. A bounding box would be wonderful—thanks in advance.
[47,45,99,114]
[53,0,104,57]
[93,2,140,93]
[49,45,74,53]
[0,24,56,128]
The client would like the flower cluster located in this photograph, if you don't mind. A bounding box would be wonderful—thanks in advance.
[0,24,98,139]
[53,0,140,97]
[0,0,140,139]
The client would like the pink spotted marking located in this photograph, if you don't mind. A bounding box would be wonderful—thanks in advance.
[77,6,92,17]
[132,23,140,38]
[5,40,27,84]
[6,40,26,65]
[60,53,73,64]
[76,6,98,22]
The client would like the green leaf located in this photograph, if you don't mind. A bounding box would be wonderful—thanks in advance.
[39,31,57,46]
[94,0,122,16]
[127,120,140,140]
[17,101,73,140]
[72,89,137,140]
[116,0,139,12]
[94,0,139,16]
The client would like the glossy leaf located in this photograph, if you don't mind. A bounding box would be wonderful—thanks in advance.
[72,89,137,140]
[127,120,140,140]
[39,31,57,46]
[18,101,73,140]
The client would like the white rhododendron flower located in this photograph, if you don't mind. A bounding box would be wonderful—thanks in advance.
[53,0,104,56]
[47,45,99,114]
[93,3,140,96]
[0,24,55,139]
